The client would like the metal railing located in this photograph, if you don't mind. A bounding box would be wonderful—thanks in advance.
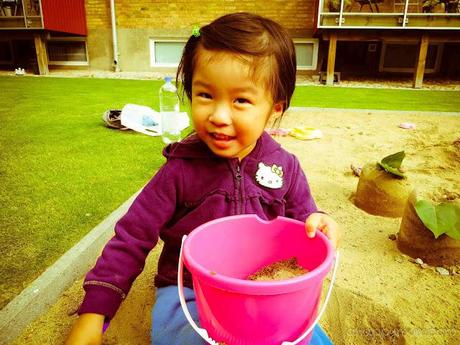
[317,0,460,29]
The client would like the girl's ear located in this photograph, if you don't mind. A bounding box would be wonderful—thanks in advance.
[271,102,284,120]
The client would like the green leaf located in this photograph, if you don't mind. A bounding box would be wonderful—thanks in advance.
[415,200,440,238]
[414,200,460,240]
[382,151,405,169]
[377,151,406,178]
[438,203,460,240]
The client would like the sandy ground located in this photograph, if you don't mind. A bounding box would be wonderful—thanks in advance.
[11,108,460,345]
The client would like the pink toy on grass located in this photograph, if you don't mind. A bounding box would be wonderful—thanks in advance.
[399,122,416,130]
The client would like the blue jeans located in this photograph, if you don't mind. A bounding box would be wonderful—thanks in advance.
[151,286,332,345]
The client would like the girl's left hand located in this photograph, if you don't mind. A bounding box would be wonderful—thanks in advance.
[305,213,340,249]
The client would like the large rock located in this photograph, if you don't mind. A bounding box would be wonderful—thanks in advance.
[354,163,412,217]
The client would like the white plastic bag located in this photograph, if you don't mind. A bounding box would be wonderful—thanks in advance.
[120,104,190,137]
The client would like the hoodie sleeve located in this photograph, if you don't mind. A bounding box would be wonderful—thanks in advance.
[78,162,180,318]
[284,155,318,222]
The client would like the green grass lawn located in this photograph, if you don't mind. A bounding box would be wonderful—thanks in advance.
[1,76,459,309]
[0,76,167,308]
[291,85,460,111]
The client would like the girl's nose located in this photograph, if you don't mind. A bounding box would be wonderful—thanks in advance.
[209,103,232,126]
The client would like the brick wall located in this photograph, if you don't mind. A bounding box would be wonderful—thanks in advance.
[85,0,111,29]
[85,0,316,32]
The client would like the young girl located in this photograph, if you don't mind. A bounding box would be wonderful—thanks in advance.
[66,12,339,345]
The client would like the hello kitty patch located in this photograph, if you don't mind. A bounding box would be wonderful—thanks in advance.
[255,162,284,189]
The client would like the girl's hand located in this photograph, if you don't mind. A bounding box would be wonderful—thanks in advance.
[305,213,340,249]
[65,313,105,345]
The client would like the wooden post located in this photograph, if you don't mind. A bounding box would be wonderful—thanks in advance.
[326,33,337,86]
[413,34,429,89]
[34,34,49,75]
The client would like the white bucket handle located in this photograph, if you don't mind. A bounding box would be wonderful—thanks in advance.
[178,235,220,345]
[178,235,340,345]
[281,250,340,345]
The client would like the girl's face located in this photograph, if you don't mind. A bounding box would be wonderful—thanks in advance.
[191,47,283,161]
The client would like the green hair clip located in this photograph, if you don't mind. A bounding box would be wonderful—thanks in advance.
[192,25,200,38]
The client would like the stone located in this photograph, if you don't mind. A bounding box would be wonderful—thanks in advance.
[414,258,424,265]
[435,267,450,276]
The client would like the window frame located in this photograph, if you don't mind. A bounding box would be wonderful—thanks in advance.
[379,41,444,74]
[149,39,186,67]
[293,39,319,71]
[47,37,89,66]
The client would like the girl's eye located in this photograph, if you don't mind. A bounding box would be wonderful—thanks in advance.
[197,92,212,99]
[235,98,250,104]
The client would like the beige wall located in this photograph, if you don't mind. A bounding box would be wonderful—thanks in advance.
[84,0,317,72]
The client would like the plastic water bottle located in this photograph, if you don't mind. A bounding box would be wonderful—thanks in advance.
[159,76,181,144]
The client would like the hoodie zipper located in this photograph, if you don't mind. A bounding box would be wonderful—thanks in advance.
[235,164,243,214]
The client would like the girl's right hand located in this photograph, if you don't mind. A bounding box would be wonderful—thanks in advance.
[65,313,105,345]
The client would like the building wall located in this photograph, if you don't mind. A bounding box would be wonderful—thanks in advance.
[85,0,113,70]
[84,0,316,71]
[113,0,315,33]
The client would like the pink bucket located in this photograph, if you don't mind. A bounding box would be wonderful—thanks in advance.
[178,215,337,345]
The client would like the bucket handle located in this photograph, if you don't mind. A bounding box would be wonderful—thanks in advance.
[178,235,220,345]
[178,235,340,345]
[281,250,340,345]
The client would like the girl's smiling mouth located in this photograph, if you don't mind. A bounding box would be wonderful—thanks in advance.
[210,132,235,141]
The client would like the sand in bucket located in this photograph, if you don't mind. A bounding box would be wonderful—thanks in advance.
[248,257,309,281]
[180,215,335,345]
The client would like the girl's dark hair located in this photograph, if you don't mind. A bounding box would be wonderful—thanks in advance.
[176,12,296,113]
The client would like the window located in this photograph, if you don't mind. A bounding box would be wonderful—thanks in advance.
[149,39,319,70]
[294,39,319,70]
[379,42,443,73]
[0,40,13,64]
[150,40,186,67]
[47,38,88,66]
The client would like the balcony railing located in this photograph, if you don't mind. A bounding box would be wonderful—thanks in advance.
[318,0,460,29]
[0,0,43,29]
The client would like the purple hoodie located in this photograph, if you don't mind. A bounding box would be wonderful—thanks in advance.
[79,132,318,318]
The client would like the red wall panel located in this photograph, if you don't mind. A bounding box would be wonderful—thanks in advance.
[42,0,87,35]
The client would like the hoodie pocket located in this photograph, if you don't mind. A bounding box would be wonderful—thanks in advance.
[177,189,231,222]
[184,189,229,209]
[258,195,286,220]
